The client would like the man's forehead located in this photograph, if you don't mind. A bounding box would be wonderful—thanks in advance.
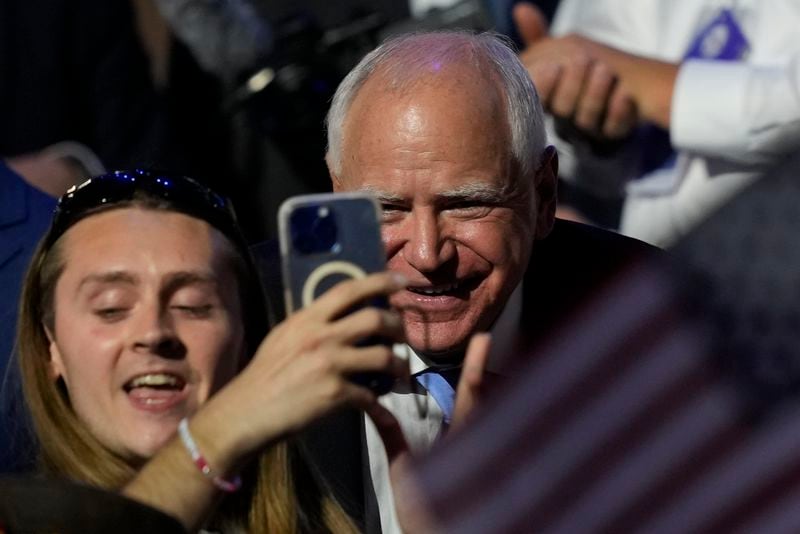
[343,64,506,136]
[333,58,521,202]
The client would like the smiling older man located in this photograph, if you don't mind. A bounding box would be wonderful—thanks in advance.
[310,30,657,533]
[327,31,557,360]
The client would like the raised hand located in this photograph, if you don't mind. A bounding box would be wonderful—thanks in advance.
[213,272,409,457]
[513,2,638,139]
[367,333,493,532]
[451,333,492,427]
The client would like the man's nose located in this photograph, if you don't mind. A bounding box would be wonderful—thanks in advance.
[130,307,185,359]
[404,211,456,273]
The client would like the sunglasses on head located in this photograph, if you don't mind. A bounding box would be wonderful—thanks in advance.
[45,169,246,251]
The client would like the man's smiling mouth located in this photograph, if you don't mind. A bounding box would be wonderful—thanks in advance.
[404,276,483,299]
[408,282,459,296]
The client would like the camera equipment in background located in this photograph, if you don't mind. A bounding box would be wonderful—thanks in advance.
[226,1,498,243]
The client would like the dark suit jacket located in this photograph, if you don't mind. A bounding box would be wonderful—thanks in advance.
[252,219,660,532]
[0,163,56,472]
[519,219,661,351]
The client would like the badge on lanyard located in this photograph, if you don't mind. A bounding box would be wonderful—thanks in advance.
[630,8,750,194]
[684,8,750,61]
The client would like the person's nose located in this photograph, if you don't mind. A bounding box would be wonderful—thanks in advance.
[403,210,456,273]
[130,305,185,359]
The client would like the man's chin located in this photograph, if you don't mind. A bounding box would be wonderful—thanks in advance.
[408,339,469,363]
[404,323,474,362]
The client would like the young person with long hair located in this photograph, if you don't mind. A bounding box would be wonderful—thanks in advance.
[15,169,450,532]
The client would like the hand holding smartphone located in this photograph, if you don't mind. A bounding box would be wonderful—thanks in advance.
[278,192,398,395]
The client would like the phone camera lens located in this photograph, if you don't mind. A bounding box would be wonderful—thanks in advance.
[291,204,339,254]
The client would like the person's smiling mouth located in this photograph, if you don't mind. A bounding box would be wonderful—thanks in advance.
[123,372,189,411]
[404,276,483,300]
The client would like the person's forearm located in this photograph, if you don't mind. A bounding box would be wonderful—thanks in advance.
[672,57,800,162]
[122,397,251,531]
[123,436,222,531]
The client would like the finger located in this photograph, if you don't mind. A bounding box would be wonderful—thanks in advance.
[603,86,638,138]
[549,53,591,118]
[325,307,405,346]
[512,2,549,45]
[528,62,561,107]
[452,332,491,428]
[574,62,615,133]
[301,378,379,421]
[329,345,407,377]
[306,272,408,321]
[221,365,378,444]
[336,380,380,410]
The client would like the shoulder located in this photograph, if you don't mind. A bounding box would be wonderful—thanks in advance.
[533,218,660,266]
[520,219,662,342]
[0,162,55,233]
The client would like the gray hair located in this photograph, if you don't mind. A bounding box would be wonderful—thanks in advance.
[325,30,547,178]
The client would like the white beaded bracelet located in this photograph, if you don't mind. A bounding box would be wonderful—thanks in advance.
[177,418,241,493]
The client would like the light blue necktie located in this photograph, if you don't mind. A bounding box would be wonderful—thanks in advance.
[414,367,460,424]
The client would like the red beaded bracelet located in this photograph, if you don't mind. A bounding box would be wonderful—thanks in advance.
[178,418,241,493]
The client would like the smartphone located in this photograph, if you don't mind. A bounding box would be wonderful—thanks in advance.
[278,192,395,395]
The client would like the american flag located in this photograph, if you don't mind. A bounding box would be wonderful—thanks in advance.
[412,153,800,534]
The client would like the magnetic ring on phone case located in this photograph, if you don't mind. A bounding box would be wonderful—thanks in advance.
[302,260,368,307]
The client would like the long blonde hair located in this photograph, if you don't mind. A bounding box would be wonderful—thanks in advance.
[17,196,356,533]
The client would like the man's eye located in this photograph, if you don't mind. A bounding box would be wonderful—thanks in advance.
[171,305,213,318]
[380,204,406,221]
[448,202,492,216]
[381,203,404,212]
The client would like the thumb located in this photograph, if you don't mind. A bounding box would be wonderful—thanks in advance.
[452,332,492,429]
[512,2,549,45]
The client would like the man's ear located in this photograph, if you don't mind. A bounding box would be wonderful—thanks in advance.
[325,153,343,192]
[533,145,558,240]
[44,326,65,381]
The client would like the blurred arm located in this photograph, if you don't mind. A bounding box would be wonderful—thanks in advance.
[672,56,800,164]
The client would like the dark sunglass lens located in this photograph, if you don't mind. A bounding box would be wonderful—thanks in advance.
[47,170,240,249]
